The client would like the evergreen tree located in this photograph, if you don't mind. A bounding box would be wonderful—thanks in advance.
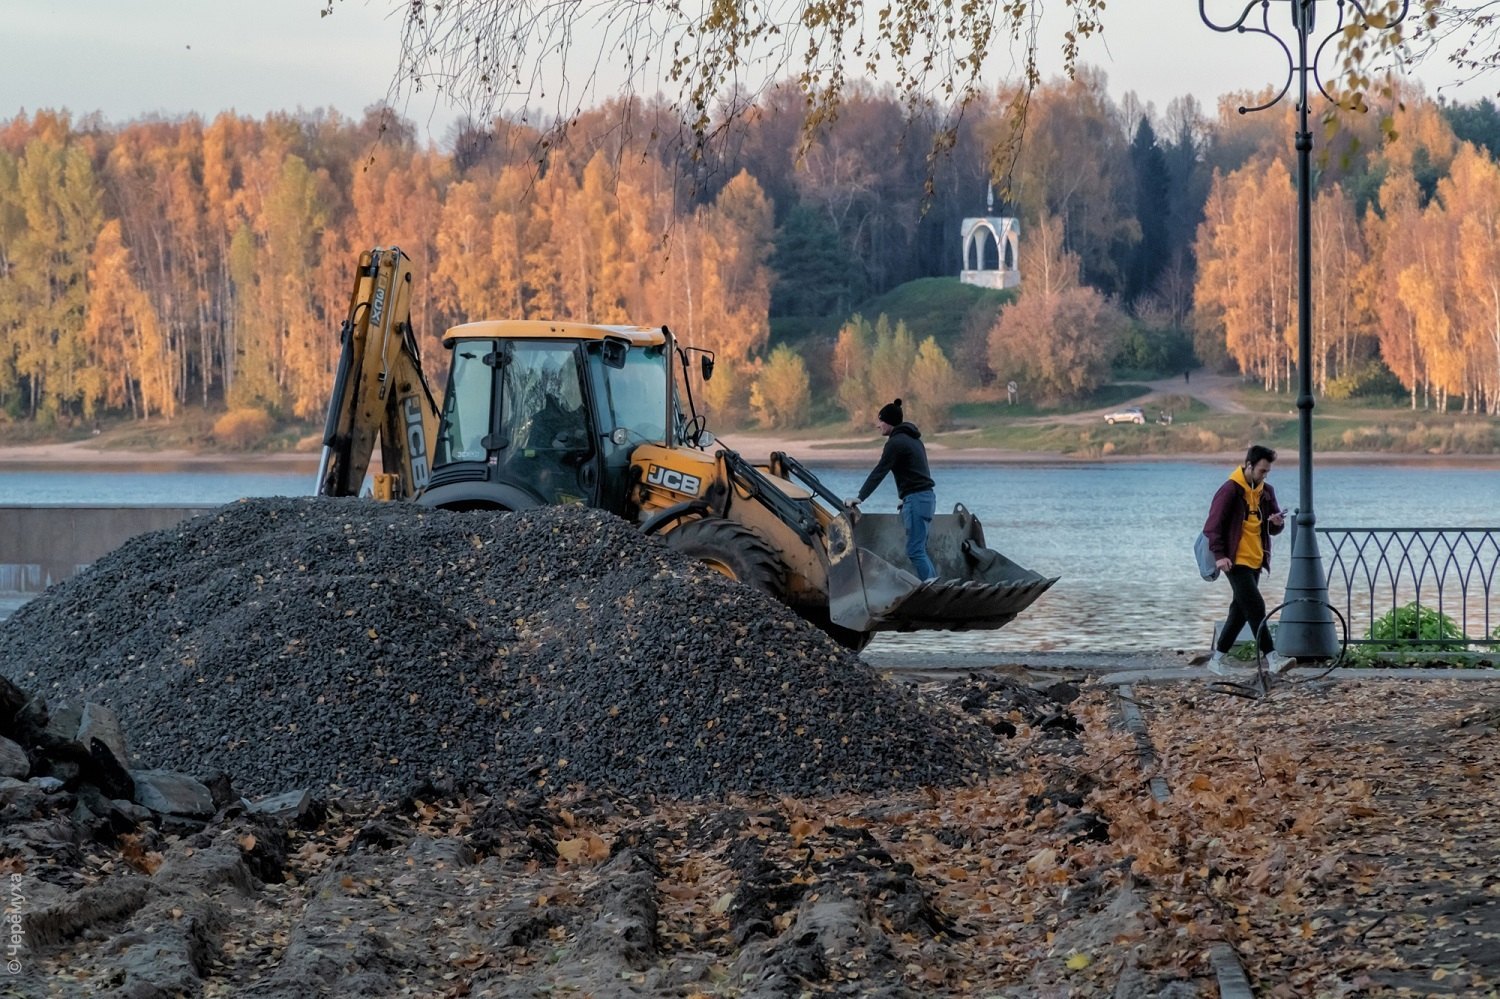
[1444,98,1500,161]
[770,205,864,317]
[1126,118,1171,305]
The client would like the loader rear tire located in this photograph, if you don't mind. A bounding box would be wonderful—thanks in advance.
[663,519,785,597]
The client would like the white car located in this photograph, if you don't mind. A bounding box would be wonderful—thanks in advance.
[1104,406,1145,425]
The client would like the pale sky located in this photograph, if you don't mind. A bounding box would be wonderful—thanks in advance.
[1,1,1484,145]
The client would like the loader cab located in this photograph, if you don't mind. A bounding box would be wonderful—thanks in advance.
[434,337,598,507]
[429,322,675,512]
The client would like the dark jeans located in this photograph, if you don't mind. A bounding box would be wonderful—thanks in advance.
[1216,565,1275,654]
[899,489,937,581]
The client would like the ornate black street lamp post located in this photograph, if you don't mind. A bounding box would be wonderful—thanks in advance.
[1199,0,1410,659]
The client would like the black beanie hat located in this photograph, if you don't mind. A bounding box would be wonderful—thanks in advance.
[878,398,903,425]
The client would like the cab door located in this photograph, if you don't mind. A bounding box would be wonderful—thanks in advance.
[495,341,600,505]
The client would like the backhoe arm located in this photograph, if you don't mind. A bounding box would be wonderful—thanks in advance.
[316,247,441,500]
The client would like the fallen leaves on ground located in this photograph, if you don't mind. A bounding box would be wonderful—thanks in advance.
[19,677,1500,996]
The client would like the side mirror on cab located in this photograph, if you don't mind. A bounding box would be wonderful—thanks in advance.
[601,336,629,369]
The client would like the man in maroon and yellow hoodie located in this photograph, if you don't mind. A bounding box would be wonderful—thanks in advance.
[1203,444,1297,675]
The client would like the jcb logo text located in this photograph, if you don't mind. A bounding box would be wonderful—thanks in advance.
[646,465,701,496]
[403,396,430,488]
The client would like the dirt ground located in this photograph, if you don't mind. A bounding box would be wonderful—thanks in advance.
[9,668,1500,998]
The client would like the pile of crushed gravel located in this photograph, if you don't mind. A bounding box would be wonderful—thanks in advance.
[1,498,996,798]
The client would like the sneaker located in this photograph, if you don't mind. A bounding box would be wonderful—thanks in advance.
[1267,651,1298,674]
[1207,651,1232,676]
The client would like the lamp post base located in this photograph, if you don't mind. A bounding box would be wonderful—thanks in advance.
[1277,528,1341,660]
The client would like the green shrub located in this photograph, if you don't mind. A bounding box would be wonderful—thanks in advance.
[1366,601,1466,651]
[1111,321,1195,378]
[1326,359,1405,401]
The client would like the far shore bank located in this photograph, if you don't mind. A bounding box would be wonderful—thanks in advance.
[715,433,1500,469]
[2,436,1499,471]
[0,439,321,470]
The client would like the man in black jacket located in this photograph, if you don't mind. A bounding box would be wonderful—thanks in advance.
[846,398,938,581]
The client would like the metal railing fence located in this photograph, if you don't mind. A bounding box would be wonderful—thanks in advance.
[1317,527,1500,648]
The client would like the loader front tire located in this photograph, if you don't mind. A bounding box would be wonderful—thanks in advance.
[663,519,784,597]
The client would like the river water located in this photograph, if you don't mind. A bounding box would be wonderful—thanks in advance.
[1,460,1494,651]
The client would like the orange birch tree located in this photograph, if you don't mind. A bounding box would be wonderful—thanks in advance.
[85,219,173,418]
[1440,143,1500,413]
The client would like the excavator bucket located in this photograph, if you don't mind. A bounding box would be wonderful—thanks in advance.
[827,503,1058,634]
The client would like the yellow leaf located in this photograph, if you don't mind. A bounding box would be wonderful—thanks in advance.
[1066,952,1092,970]
[1025,848,1057,873]
[556,833,610,866]
[790,818,823,844]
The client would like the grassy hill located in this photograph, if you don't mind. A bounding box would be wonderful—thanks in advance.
[853,278,1017,354]
[769,277,1016,356]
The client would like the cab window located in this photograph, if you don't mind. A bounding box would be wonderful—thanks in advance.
[435,340,494,463]
[501,344,587,451]
[601,345,668,443]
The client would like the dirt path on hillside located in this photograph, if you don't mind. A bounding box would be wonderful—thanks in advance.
[1138,371,1252,413]
[1023,371,1253,428]
[717,372,1260,465]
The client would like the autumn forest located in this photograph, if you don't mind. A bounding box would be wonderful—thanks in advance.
[3,71,1500,439]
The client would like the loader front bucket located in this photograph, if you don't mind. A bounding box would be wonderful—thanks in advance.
[827,503,1057,634]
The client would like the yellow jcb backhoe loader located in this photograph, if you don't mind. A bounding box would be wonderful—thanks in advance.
[317,247,1056,648]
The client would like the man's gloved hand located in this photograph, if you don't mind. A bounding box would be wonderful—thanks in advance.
[844,497,861,509]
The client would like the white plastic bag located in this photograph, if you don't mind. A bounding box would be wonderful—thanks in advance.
[1194,532,1220,581]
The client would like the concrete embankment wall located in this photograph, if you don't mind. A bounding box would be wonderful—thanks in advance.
[0,505,212,592]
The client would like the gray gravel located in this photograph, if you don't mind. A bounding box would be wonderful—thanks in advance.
[1,498,997,798]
